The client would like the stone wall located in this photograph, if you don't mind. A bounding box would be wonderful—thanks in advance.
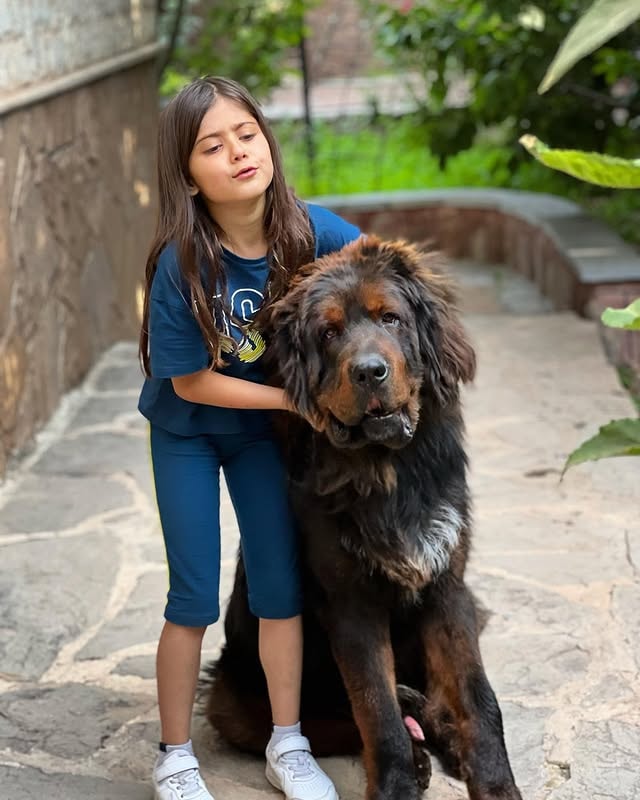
[0,1,159,478]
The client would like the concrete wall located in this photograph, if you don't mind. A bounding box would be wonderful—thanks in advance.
[0,4,159,477]
[0,1,156,94]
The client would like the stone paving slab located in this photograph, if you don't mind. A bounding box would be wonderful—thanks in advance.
[0,264,639,799]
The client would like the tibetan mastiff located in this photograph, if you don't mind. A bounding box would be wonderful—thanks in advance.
[203,237,522,800]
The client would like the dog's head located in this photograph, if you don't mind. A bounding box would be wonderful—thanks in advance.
[266,236,476,449]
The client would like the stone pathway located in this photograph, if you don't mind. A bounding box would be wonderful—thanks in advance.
[1,261,639,800]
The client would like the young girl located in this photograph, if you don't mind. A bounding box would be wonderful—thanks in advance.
[138,76,361,800]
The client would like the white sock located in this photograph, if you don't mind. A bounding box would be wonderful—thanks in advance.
[157,738,195,764]
[271,722,302,745]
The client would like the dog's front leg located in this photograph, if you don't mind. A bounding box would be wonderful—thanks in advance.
[327,599,421,800]
[420,579,522,800]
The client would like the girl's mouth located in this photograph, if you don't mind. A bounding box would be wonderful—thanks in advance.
[234,167,257,179]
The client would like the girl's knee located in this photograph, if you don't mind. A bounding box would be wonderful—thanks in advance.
[164,597,220,628]
[162,619,209,637]
[248,588,302,620]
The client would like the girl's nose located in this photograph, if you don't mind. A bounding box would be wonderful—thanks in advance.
[231,143,247,161]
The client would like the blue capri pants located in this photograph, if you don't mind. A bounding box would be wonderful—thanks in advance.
[150,424,302,627]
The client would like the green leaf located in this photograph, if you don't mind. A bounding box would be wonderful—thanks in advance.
[519,135,640,188]
[601,298,640,330]
[539,0,640,93]
[564,418,640,475]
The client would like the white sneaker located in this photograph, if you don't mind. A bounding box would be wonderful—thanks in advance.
[265,734,338,800]
[152,749,215,800]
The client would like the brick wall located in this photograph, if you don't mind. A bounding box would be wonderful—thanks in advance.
[305,0,385,81]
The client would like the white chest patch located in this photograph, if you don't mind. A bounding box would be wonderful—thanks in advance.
[419,502,464,577]
[342,501,464,591]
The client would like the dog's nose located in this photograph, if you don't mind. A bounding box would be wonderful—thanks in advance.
[352,355,389,386]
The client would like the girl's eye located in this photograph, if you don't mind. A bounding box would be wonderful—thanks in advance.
[240,134,256,142]
[381,312,400,326]
[204,144,222,154]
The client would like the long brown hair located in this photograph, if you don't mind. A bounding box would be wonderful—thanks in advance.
[139,76,315,376]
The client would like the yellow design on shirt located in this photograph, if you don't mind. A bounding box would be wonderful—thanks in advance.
[236,327,266,363]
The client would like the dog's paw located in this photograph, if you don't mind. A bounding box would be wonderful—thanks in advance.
[411,738,432,792]
[397,684,429,724]
[397,685,432,793]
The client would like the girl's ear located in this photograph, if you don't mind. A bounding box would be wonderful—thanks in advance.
[188,184,199,197]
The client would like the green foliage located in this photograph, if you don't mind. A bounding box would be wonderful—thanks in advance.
[601,299,640,330]
[362,0,640,162]
[275,116,442,195]
[539,0,640,92]
[513,0,640,472]
[275,116,551,196]
[618,366,640,413]
[562,418,640,474]
[583,191,640,247]
[158,0,317,100]
[519,134,640,187]
[564,282,640,477]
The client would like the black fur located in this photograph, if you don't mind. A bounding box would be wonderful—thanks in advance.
[203,238,521,800]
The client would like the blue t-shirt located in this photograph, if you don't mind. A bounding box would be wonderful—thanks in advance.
[138,204,361,435]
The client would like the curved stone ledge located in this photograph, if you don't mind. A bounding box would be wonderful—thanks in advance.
[310,188,640,382]
[309,188,640,315]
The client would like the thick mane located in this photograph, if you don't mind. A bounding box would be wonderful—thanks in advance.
[279,399,471,595]
[205,238,521,800]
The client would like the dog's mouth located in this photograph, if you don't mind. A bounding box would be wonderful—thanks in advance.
[327,403,415,450]
[364,397,392,418]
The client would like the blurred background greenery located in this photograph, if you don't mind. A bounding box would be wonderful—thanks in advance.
[156,0,640,245]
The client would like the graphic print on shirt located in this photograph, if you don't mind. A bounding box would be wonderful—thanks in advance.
[216,288,266,363]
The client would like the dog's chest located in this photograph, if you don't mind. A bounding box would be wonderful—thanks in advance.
[339,500,464,593]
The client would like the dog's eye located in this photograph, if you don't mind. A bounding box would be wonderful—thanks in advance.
[381,312,400,326]
[321,326,339,342]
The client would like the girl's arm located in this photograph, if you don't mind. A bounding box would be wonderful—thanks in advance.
[172,369,292,411]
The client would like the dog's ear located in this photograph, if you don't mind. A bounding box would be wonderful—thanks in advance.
[265,286,324,426]
[382,240,476,407]
[428,291,476,407]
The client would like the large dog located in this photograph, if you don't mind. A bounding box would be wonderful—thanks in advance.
[204,237,522,800]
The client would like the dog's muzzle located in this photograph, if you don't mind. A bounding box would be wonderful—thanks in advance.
[327,406,415,450]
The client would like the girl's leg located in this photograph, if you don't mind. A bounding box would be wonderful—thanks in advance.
[258,615,303,726]
[222,432,337,800]
[220,432,303,709]
[156,621,207,743]
[149,425,221,800]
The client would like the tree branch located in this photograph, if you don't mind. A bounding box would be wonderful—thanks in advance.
[563,81,636,109]
[158,0,187,78]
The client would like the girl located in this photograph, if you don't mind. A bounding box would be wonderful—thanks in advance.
[138,76,361,800]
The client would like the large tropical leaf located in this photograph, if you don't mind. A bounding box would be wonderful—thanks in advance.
[519,135,640,188]
[563,418,640,475]
[601,299,640,330]
[539,0,640,93]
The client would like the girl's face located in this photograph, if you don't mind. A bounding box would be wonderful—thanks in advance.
[187,96,274,214]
